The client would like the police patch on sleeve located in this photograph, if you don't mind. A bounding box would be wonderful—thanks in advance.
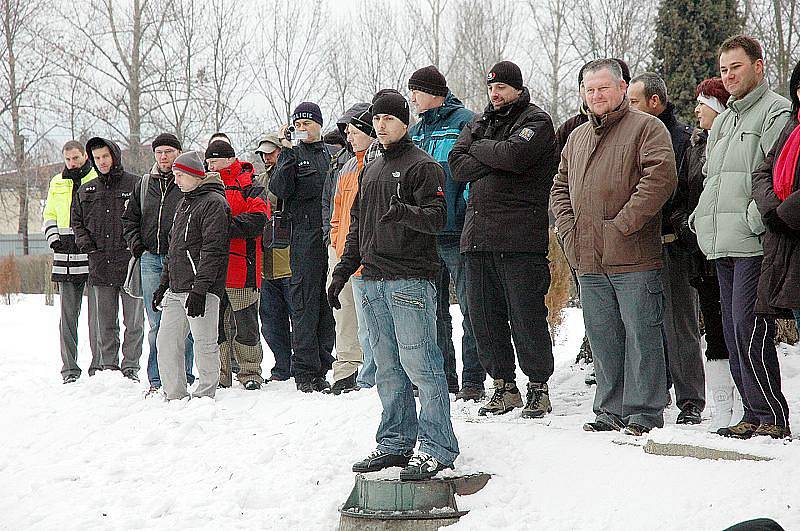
[518,128,535,141]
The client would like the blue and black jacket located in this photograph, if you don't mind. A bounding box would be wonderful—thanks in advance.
[409,92,474,235]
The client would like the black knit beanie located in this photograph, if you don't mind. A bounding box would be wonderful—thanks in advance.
[408,65,448,97]
[350,108,376,138]
[205,140,235,159]
[151,132,182,152]
[291,102,323,126]
[371,92,410,125]
[486,61,524,90]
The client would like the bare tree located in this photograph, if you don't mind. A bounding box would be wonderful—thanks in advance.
[353,2,421,98]
[253,0,328,127]
[526,0,579,124]
[59,0,172,174]
[0,0,56,254]
[150,0,206,147]
[325,30,356,118]
[567,0,656,75]
[745,0,800,95]
[451,0,518,110]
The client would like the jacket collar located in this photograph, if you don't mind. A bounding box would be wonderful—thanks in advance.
[379,135,413,160]
[149,161,174,180]
[219,159,255,186]
[729,80,769,114]
[62,159,93,181]
[657,102,677,129]
[483,87,532,120]
[419,92,466,124]
[590,97,630,134]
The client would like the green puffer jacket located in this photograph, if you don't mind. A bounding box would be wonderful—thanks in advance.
[689,81,790,259]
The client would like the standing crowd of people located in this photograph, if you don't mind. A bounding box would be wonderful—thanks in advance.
[43,33,799,481]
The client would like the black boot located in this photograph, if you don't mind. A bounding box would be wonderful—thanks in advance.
[352,449,413,473]
[324,373,359,395]
[676,404,702,425]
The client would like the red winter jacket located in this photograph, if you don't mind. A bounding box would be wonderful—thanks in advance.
[219,159,268,288]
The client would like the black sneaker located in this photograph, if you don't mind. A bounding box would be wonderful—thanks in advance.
[324,373,359,395]
[583,419,622,432]
[62,375,79,384]
[521,382,552,419]
[312,377,331,392]
[352,448,413,473]
[676,404,702,425]
[122,369,140,383]
[296,381,315,393]
[243,380,261,391]
[399,452,453,481]
[624,423,651,437]
[455,386,485,402]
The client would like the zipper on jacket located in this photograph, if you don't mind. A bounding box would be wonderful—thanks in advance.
[185,212,192,242]
[156,179,166,253]
[186,250,197,275]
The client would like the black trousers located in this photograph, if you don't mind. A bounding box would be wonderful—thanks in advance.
[465,251,553,383]
[691,273,729,361]
[289,229,335,383]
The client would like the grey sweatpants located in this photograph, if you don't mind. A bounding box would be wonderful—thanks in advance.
[91,285,145,372]
[662,242,705,410]
[156,290,220,400]
[59,281,101,377]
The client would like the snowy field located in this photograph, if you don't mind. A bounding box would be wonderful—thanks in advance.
[1,295,800,530]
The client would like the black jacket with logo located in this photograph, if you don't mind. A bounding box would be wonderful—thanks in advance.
[269,140,332,237]
[333,136,446,281]
[449,88,558,254]
[122,163,184,255]
[161,175,231,300]
[71,138,138,287]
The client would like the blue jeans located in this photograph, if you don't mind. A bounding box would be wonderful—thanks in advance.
[352,276,376,388]
[141,252,194,387]
[437,235,485,388]
[361,279,459,465]
[259,277,293,380]
[578,270,668,429]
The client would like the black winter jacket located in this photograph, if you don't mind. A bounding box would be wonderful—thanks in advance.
[71,138,138,287]
[161,175,231,300]
[555,105,589,153]
[449,88,558,254]
[333,136,446,281]
[658,103,692,235]
[270,140,332,238]
[670,129,717,283]
[122,164,183,255]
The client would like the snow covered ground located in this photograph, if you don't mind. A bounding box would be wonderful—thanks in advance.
[1,295,799,530]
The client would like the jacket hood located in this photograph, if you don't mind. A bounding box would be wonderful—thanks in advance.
[483,87,532,118]
[62,158,93,181]
[187,172,225,197]
[219,159,255,186]
[86,137,123,179]
[149,160,175,180]
[420,91,467,123]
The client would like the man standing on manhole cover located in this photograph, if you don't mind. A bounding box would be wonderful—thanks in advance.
[328,91,459,481]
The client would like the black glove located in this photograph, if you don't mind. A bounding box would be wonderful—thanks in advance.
[186,291,206,318]
[152,284,168,313]
[763,209,791,234]
[677,221,698,249]
[327,276,346,310]
[131,242,146,258]
[50,239,65,253]
[379,194,407,224]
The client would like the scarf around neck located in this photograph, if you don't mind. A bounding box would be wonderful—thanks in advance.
[773,110,800,201]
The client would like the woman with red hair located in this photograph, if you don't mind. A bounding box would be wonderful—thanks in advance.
[670,78,738,433]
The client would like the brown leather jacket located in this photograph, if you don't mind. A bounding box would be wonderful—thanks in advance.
[550,100,677,276]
